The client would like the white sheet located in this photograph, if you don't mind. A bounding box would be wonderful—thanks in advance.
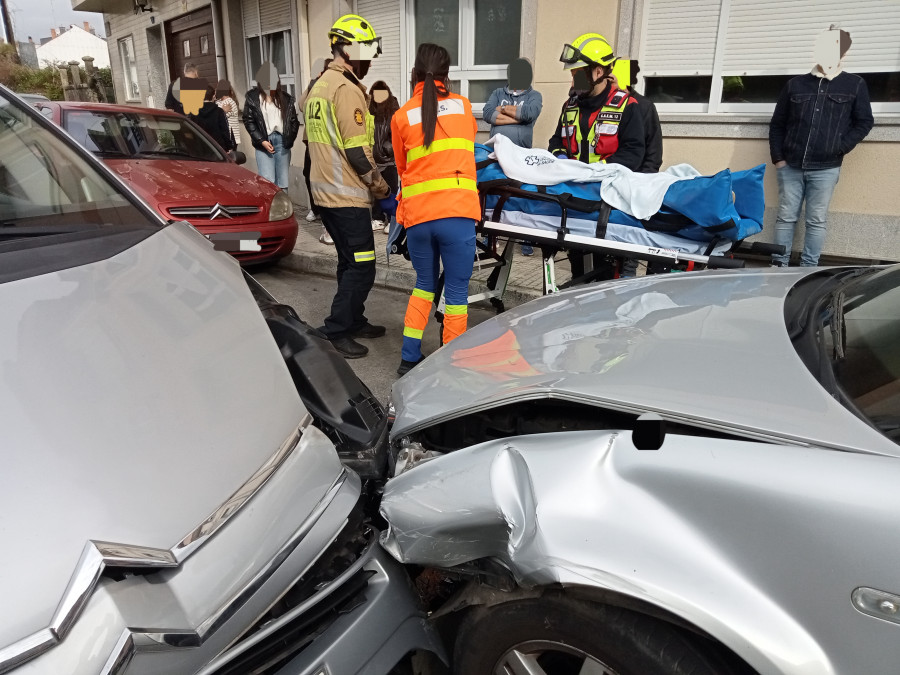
[485,134,701,221]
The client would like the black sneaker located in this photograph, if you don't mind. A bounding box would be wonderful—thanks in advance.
[329,336,369,359]
[397,357,425,376]
[352,323,387,339]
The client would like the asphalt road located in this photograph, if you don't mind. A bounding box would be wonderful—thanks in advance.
[251,266,500,405]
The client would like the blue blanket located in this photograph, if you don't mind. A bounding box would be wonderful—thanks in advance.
[475,144,765,243]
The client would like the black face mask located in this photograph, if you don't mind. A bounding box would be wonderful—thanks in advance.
[572,67,607,97]
[351,60,371,80]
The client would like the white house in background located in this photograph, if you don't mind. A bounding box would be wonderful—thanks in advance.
[36,25,110,69]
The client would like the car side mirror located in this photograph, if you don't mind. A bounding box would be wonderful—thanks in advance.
[233,151,247,165]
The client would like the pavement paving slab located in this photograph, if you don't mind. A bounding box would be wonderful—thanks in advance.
[282,208,574,305]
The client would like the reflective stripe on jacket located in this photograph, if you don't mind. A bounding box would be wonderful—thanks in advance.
[391,83,481,228]
[558,87,633,163]
[305,65,380,208]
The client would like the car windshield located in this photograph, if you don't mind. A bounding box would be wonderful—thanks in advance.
[0,88,161,281]
[62,109,225,161]
[825,267,900,443]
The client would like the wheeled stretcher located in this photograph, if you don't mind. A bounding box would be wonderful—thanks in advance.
[469,143,783,297]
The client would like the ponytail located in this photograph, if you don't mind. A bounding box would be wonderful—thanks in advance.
[412,43,451,149]
[422,72,438,148]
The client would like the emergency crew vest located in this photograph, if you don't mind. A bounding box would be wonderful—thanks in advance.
[305,65,377,209]
[558,87,632,163]
[393,83,481,228]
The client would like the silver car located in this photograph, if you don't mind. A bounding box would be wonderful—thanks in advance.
[0,86,443,674]
[4,81,900,675]
[383,266,900,674]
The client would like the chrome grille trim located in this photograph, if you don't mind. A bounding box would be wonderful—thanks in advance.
[0,416,312,675]
[100,470,355,675]
[195,526,377,675]
[168,204,261,220]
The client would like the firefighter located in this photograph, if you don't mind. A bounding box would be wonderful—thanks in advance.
[549,33,646,281]
[549,33,645,168]
[306,14,390,358]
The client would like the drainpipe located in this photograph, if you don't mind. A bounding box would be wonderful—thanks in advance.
[210,0,226,80]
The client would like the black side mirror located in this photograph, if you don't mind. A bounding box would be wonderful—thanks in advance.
[233,150,247,165]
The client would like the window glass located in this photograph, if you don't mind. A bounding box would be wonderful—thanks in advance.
[269,32,287,75]
[0,91,156,259]
[247,36,262,85]
[644,76,712,104]
[474,0,521,66]
[183,39,191,57]
[414,0,460,66]
[200,35,209,55]
[63,110,225,162]
[468,79,507,104]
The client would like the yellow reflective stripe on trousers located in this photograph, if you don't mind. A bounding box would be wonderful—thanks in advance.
[444,304,467,315]
[402,177,478,198]
[354,250,375,262]
[403,327,424,339]
[412,288,435,301]
[406,138,475,163]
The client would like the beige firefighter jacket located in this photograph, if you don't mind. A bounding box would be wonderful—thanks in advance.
[304,63,388,209]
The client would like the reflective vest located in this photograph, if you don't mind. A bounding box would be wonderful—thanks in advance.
[392,82,481,228]
[305,65,379,209]
[558,87,633,163]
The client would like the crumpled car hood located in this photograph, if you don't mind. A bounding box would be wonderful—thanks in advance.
[0,223,305,652]
[391,268,897,456]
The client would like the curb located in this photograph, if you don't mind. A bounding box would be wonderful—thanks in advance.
[280,250,542,308]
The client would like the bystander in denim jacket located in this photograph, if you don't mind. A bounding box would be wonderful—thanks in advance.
[769,71,874,170]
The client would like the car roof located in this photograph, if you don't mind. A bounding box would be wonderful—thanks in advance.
[49,101,184,118]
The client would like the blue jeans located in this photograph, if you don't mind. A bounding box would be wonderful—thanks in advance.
[256,131,291,190]
[772,165,840,266]
[402,217,476,362]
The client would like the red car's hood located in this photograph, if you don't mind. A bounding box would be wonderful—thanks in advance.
[104,158,278,209]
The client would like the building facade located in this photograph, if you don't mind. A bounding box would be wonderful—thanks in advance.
[82,0,900,261]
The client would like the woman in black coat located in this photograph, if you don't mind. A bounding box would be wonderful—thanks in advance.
[242,64,300,191]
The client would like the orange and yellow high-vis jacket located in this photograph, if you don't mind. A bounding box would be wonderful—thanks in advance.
[391,82,481,228]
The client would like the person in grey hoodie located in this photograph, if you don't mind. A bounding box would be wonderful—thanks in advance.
[484,58,542,254]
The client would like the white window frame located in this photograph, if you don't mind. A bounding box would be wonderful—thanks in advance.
[638,0,900,116]
[118,36,141,102]
[245,29,296,95]
[405,0,521,114]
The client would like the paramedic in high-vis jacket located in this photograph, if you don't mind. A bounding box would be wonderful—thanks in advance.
[548,33,646,280]
[306,14,390,359]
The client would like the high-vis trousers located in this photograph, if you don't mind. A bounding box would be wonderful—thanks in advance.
[320,206,377,338]
[402,217,476,362]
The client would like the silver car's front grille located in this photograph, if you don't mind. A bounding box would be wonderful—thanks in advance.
[169,204,261,220]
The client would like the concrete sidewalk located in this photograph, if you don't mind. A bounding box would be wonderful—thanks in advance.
[279,208,576,308]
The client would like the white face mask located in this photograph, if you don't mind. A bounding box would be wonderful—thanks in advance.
[814,28,842,78]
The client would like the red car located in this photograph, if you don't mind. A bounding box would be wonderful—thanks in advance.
[35,101,298,265]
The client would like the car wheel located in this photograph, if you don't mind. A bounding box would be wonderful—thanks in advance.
[452,594,725,675]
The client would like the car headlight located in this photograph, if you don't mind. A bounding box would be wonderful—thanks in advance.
[269,189,294,222]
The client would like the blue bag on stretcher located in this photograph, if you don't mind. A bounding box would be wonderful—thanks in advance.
[474,142,766,244]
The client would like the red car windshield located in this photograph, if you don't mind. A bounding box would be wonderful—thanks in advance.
[63,109,226,162]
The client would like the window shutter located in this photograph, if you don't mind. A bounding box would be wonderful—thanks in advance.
[640,0,723,77]
[243,0,260,37]
[356,0,403,96]
[259,0,292,34]
[722,0,900,75]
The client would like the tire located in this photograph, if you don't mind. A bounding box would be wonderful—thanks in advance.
[452,593,727,675]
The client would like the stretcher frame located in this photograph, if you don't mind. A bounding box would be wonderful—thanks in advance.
[432,182,783,331]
